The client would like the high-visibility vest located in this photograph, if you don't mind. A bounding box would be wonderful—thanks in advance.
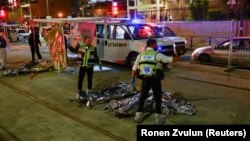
[138,50,159,78]
[78,43,96,67]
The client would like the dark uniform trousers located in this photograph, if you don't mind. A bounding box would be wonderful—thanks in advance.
[138,78,162,114]
[78,66,94,91]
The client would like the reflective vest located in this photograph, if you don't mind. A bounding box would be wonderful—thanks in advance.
[78,43,96,67]
[138,50,159,78]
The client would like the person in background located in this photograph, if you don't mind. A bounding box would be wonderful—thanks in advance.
[64,36,68,65]
[28,27,42,61]
[130,39,178,125]
[0,33,8,70]
[76,36,102,99]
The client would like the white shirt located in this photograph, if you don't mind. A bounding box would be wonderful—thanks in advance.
[132,47,173,71]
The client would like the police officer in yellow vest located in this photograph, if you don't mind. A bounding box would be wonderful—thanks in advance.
[131,39,174,125]
[77,36,102,96]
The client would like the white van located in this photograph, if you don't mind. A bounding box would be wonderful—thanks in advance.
[94,21,185,67]
[151,22,187,56]
[33,18,186,67]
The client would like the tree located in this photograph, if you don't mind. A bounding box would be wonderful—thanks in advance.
[190,0,208,20]
[221,0,250,19]
[72,0,88,17]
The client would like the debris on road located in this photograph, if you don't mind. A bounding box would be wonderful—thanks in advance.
[2,60,54,77]
[73,81,197,118]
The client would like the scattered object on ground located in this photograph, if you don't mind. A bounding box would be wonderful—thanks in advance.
[60,67,76,75]
[72,81,197,118]
[2,60,54,77]
[74,82,139,108]
[104,91,196,118]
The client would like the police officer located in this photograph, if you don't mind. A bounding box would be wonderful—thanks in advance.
[131,39,175,125]
[76,36,102,98]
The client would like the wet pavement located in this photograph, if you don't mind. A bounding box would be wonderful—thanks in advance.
[0,42,250,141]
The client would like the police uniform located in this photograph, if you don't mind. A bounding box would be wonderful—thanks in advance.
[77,43,101,92]
[132,47,172,114]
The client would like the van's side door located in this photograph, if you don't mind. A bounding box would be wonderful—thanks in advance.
[103,24,130,63]
[96,24,105,59]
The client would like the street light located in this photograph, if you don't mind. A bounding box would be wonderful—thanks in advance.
[58,12,63,18]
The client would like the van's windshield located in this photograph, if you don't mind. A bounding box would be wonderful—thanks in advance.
[127,24,159,40]
[153,26,176,37]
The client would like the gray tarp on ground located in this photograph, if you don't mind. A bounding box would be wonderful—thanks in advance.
[75,82,197,117]
[2,60,54,76]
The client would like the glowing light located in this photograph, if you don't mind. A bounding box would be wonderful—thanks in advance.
[132,19,141,23]
[0,10,5,17]
[112,2,118,16]
[112,2,118,7]
[58,12,63,18]
[157,46,162,51]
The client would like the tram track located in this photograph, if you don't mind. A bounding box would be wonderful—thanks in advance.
[0,79,126,141]
[0,66,249,141]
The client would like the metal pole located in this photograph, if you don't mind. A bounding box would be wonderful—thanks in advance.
[29,4,32,19]
[239,0,244,36]
[46,0,49,16]
[156,0,160,21]
[127,0,130,19]
[112,0,113,18]
[227,19,234,68]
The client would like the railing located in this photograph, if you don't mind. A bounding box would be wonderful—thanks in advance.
[185,35,250,68]
[182,36,229,50]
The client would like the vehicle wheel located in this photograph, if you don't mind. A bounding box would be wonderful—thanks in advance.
[127,52,138,68]
[198,54,212,63]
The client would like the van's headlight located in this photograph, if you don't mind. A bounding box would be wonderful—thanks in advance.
[157,46,162,51]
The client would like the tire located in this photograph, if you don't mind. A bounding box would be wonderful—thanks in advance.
[198,54,212,63]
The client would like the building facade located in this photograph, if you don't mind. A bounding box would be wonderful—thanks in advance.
[20,0,71,20]
[19,0,227,21]
[127,0,225,21]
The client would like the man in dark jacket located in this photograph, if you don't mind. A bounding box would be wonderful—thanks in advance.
[0,33,7,70]
[28,27,42,61]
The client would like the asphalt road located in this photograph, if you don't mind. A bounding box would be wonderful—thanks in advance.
[0,42,250,141]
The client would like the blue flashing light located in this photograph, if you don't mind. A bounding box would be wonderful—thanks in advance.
[131,19,141,23]
[157,46,162,51]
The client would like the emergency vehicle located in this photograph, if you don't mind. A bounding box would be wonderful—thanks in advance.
[152,22,187,56]
[94,20,187,67]
[34,18,187,67]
